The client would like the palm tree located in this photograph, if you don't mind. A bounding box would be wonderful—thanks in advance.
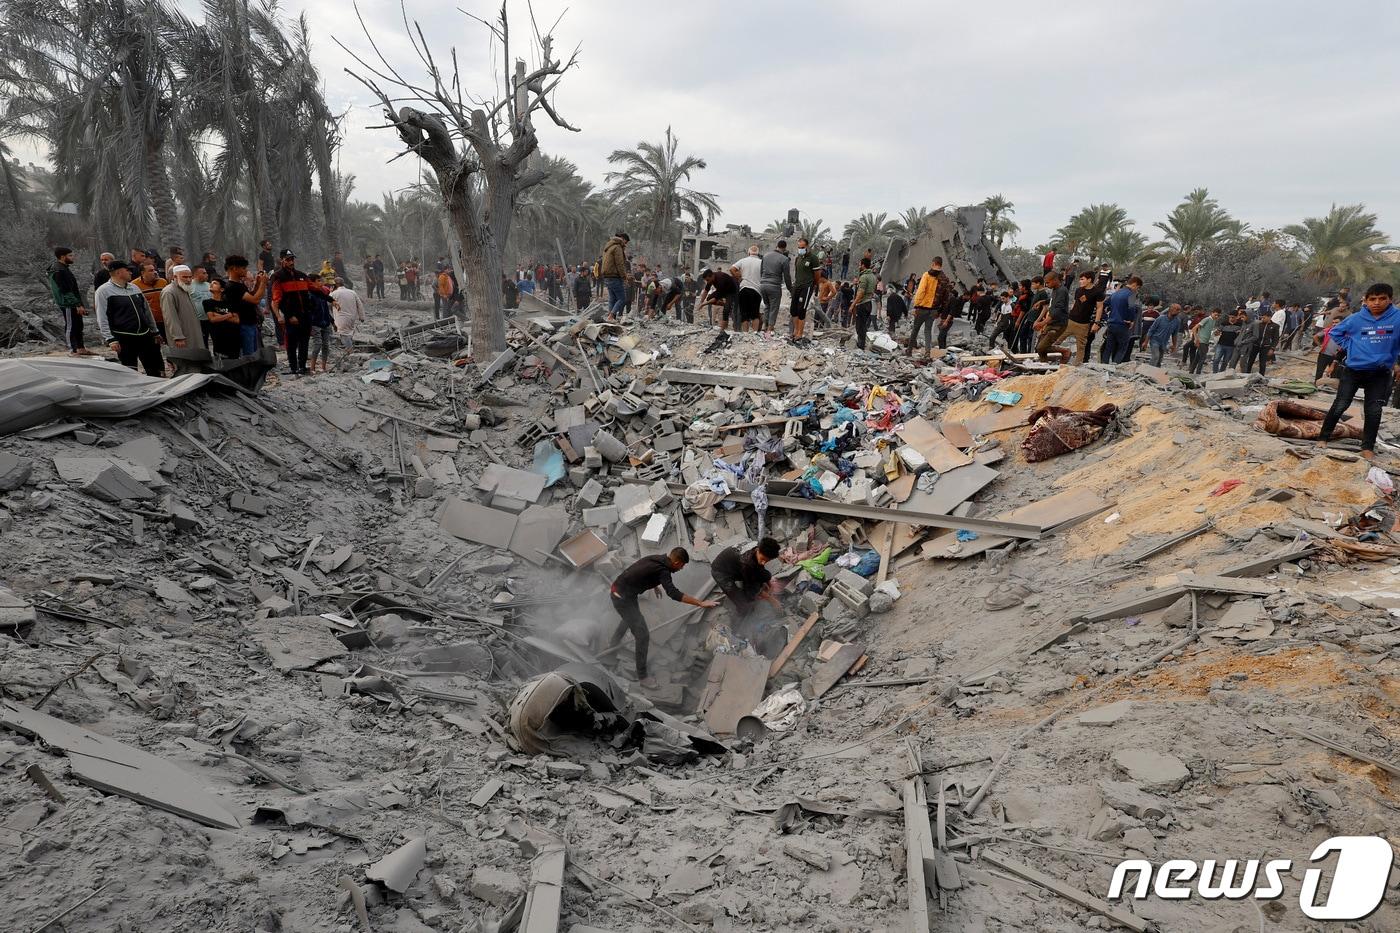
[842,212,901,254]
[981,194,1019,246]
[762,218,790,236]
[798,218,831,246]
[1140,188,1245,272]
[605,126,721,245]
[895,205,935,239]
[0,0,190,250]
[1052,203,1132,261]
[1100,228,1149,270]
[1284,204,1390,285]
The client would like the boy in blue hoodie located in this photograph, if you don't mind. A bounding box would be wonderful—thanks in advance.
[1319,283,1400,459]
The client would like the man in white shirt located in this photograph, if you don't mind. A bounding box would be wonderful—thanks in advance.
[330,281,366,348]
[730,245,764,333]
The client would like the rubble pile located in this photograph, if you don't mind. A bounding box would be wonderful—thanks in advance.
[2,301,1400,932]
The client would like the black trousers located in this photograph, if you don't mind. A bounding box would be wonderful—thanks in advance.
[116,332,164,377]
[937,314,954,349]
[1322,366,1392,452]
[1315,352,1335,382]
[610,593,649,679]
[285,319,310,372]
[854,302,872,349]
[1243,345,1269,375]
[61,307,85,351]
[908,308,935,351]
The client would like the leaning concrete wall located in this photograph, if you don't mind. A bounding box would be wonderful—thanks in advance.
[882,206,1015,291]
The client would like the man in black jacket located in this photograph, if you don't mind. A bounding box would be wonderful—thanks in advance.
[711,537,781,634]
[270,249,324,376]
[609,548,718,688]
[95,262,163,376]
[48,247,89,355]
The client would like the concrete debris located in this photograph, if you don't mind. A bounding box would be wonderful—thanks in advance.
[1,287,1394,932]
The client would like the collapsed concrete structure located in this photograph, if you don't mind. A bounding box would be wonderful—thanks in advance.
[882,205,1018,290]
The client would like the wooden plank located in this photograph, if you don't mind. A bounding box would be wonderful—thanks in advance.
[980,851,1149,932]
[868,520,924,561]
[886,472,917,504]
[961,408,1029,436]
[801,643,864,700]
[898,416,973,474]
[716,416,794,434]
[875,524,896,585]
[939,420,974,449]
[922,488,1113,560]
[1293,729,1400,779]
[902,741,934,933]
[769,611,820,678]
[1177,573,1281,596]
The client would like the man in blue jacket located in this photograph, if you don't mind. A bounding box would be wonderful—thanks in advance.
[1095,276,1143,364]
[1319,283,1400,460]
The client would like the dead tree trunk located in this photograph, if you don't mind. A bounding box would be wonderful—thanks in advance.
[342,3,580,353]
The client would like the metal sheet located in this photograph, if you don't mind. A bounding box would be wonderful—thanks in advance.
[0,357,238,436]
[0,700,240,830]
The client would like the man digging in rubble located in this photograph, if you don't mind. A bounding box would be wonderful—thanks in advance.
[609,548,719,689]
[1318,283,1400,461]
[711,537,783,648]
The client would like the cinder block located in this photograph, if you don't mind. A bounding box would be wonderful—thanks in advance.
[583,506,618,527]
[640,513,669,545]
[835,568,875,596]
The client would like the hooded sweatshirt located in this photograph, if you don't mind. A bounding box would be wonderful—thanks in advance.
[1328,305,1400,371]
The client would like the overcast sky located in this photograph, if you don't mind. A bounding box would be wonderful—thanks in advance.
[17,0,1400,247]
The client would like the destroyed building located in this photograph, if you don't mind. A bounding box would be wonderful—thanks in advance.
[1,278,1399,933]
[881,205,1018,290]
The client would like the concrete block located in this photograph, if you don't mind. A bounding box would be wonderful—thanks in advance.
[592,430,628,463]
[648,479,674,507]
[490,493,529,513]
[826,579,870,618]
[577,478,604,506]
[470,865,524,907]
[640,513,669,545]
[229,492,268,516]
[653,431,684,453]
[614,484,654,526]
[53,456,154,502]
[835,568,875,596]
[479,349,517,382]
[583,506,618,527]
[583,447,603,469]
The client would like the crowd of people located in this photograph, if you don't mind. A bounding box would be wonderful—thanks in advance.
[45,243,371,378]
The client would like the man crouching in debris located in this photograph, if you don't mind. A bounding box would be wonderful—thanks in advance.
[712,537,782,641]
[610,548,719,689]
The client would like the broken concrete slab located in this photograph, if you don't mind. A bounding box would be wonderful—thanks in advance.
[247,616,349,672]
[479,463,547,503]
[1077,700,1135,727]
[0,451,32,491]
[317,404,360,432]
[229,492,268,516]
[366,836,427,893]
[471,864,525,907]
[112,433,168,471]
[508,505,569,566]
[0,700,240,830]
[659,367,778,391]
[1096,780,1171,820]
[1110,748,1190,793]
[696,655,770,735]
[439,497,519,549]
[53,456,155,501]
[479,349,517,382]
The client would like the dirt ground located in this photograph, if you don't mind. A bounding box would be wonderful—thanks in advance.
[2,286,1399,932]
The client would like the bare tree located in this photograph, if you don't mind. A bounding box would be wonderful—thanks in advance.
[341,2,580,351]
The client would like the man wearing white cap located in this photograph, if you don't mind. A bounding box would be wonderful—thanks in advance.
[160,264,204,350]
